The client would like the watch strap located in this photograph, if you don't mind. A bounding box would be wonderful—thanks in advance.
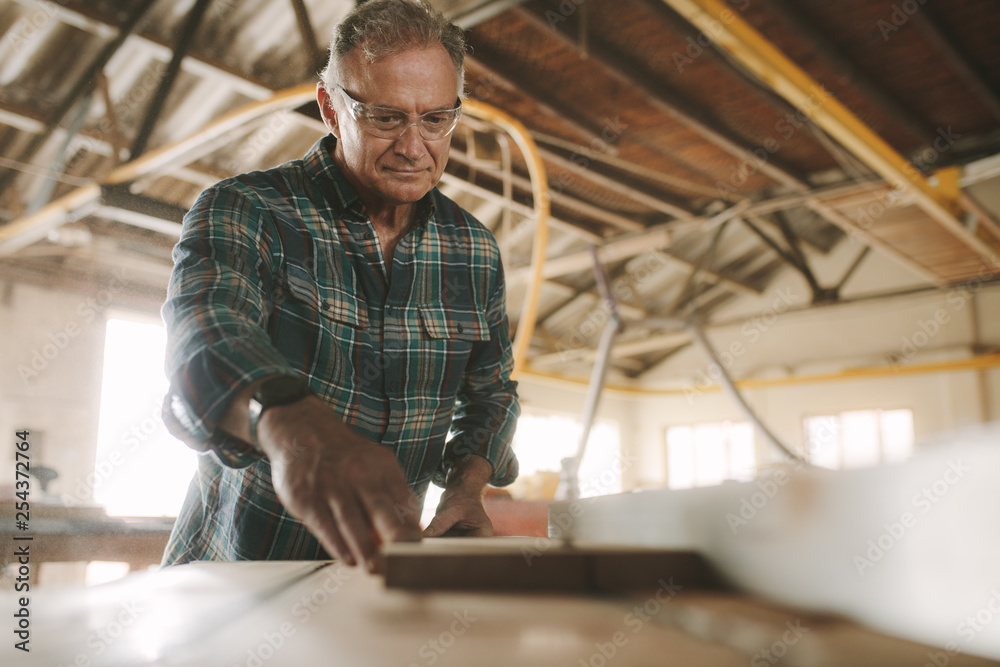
[247,375,312,451]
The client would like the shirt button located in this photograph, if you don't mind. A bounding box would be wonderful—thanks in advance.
[365,232,374,240]
[456,323,464,334]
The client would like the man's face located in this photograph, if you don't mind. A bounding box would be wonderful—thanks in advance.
[320,44,459,209]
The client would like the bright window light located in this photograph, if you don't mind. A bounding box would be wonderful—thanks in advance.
[665,421,756,489]
[803,408,914,470]
[514,412,622,498]
[94,317,198,516]
[420,413,621,525]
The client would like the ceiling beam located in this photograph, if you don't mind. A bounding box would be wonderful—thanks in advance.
[447,149,644,232]
[463,51,612,150]
[450,0,531,28]
[909,4,1000,124]
[0,85,317,256]
[130,0,212,159]
[0,0,156,195]
[9,0,273,101]
[759,0,936,146]
[535,144,693,219]
[509,227,671,284]
[531,329,692,366]
[514,5,810,191]
[289,0,325,74]
[438,171,602,243]
[660,0,1000,274]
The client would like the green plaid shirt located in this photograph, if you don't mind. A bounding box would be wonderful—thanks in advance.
[161,135,519,564]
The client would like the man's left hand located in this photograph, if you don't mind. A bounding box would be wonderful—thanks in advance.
[423,455,495,537]
[423,491,493,537]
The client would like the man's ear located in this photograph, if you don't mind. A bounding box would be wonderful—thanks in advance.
[316,83,340,138]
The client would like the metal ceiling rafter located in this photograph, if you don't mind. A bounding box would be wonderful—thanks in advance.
[0,85,318,256]
[14,0,273,101]
[130,0,214,159]
[660,0,1000,273]
[289,0,325,74]
[0,0,157,195]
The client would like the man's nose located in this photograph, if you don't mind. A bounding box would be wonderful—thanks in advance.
[393,123,426,159]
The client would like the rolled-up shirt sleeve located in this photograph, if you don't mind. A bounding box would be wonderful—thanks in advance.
[161,182,298,468]
[437,257,520,487]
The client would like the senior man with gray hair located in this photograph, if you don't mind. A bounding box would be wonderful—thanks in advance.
[160,0,519,572]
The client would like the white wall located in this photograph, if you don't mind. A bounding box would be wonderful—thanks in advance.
[623,279,1000,491]
[0,281,112,502]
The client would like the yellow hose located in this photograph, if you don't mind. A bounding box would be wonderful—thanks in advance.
[461,99,550,380]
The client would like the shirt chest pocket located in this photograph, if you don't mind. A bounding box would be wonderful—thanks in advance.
[416,304,490,398]
[280,261,366,389]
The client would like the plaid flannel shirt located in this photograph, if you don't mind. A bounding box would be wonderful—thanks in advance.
[160,135,519,564]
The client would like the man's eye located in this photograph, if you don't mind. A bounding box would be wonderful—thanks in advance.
[424,114,449,126]
[367,113,403,127]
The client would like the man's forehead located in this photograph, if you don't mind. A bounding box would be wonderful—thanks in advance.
[340,44,459,98]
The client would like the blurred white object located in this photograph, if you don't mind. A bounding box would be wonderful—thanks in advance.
[550,421,1000,660]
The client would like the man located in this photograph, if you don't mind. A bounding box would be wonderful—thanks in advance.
[160,0,519,573]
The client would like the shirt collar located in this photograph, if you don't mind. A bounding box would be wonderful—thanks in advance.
[305,134,436,227]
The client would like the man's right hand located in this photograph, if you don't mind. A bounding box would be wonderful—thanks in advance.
[255,394,422,571]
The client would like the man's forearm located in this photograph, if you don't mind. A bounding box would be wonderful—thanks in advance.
[216,378,268,443]
[441,454,494,499]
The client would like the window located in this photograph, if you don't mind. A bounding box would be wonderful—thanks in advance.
[420,412,622,526]
[512,412,622,498]
[665,421,755,489]
[803,409,913,470]
[93,317,198,516]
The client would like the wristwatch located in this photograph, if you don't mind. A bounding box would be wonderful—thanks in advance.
[247,375,312,450]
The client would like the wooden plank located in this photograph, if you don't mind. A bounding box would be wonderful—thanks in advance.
[379,537,726,593]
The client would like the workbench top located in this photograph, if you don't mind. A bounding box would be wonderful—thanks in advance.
[3,550,996,666]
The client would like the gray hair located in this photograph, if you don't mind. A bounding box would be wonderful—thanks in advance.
[320,0,466,96]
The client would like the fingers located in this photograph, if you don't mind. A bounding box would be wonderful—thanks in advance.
[329,493,379,571]
[299,503,356,567]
